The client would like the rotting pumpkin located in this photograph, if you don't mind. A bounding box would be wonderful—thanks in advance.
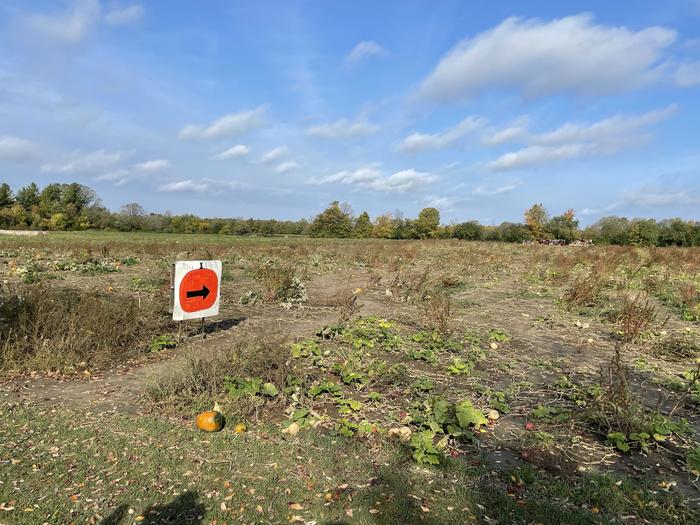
[196,401,225,432]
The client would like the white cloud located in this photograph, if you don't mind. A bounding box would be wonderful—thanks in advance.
[260,146,288,164]
[581,186,699,216]
[376,170,437,192]
[178,105,267,141]
[419,14,676,101]
[0,135,39,162]
[275,161,299,174]
[158,178,246,194]
[481,117,529,146]
[24,0,101,44]
[487,145,592,171]
[424,195,455,209]
[622,187,699,207]
[158,180,210,193]
[485,106,677,170]
[675,61,700,86]
[104,4,144,26]
[531,105,676,145]
[309,164,436,193]
[397,116,485,153]
[211,144,250,160]
[132,159,169,172]
[95,169,130,186]
[472,181,522,195]
[41,149,122,174]
[346,41,390,65]
[312,165,383,186]
[306,117,379,139]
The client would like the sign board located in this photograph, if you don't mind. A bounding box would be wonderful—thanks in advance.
[172,260,221,321]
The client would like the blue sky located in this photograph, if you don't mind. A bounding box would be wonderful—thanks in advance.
[1,0,699,224]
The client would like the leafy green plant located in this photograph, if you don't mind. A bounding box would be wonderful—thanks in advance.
[410,430,442,465]
[454,399,489,431]
[489,329,511,343]
[406,347,438,364]
[475,385,511,413]
[408,397,487,444]
[446,357,472,375]
[316,324,344,339]
[411,330,462,352]
[225,377,279,400]
[411,378,435,393]
[344,316,401,350]
[335,418,359,437]
[308,380,342,398]
[604,413,687,453]
[333,360,366,385]
[121,255,140,266]
[336,398,363,414]
[366,391,382,402]
[148,334,177,353]
[16,262,44,284]
[521,430,555,451]
[606,432,652,453]
[291,339,322,359]
[530,404,570,423]
[686,447,700,474]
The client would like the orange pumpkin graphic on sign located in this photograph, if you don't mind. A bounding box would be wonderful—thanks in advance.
[178,266,219,313]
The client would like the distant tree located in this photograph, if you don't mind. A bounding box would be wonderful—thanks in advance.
[436,225,453,239]
[118,203,146,231]
[86,204,113,230]
[546,209,579,242]
[414,207,440,239]
[453,221,483,240]
[589,216,630,245]
[353,211,373,238]
[38,183,63,215]
[499,222,531,243]
[48,212,67,230]
[15,183,40,210]
[659,218,693,246]
[524,203,549,238]
[372,214,395,238]
[628,219,659,246]
[61,183,97,212]
[0,183,14,207]
[310,201,352,238]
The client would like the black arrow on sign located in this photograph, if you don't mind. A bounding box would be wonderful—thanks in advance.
[186,285,210,299]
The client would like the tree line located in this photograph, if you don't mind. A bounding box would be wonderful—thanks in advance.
[1,181,700,246]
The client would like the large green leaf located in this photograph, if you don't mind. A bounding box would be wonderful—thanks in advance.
[455,400,488,430]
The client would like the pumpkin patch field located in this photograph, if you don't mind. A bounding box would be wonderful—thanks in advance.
[1,232,700,524]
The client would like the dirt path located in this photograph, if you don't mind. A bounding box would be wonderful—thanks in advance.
[0,270,401,414]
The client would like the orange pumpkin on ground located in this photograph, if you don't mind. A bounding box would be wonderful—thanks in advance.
[196,402,225,432]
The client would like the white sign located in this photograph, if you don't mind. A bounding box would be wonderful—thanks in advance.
[172,260,222,321]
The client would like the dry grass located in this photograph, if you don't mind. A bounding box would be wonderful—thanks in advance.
[562,270,603,309]
[591,343,645,436]
[0,284,169,373]
[420,292,453,335]
[679,282,699,309]
[617,292,656,342]
[146,334,290,416]
[253,262,306,303]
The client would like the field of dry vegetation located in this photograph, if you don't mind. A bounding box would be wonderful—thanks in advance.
[1,231,699,524]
